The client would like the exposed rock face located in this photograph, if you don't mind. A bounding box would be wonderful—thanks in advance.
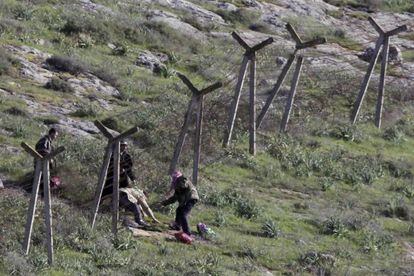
[77,0,115,15]
[136,51,169,74]
[148,9,207,40]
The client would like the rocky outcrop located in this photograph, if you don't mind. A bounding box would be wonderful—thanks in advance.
[136,51,169,74]
[148,9,207,40]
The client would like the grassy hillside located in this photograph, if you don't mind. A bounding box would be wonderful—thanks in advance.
[0,0,413,275]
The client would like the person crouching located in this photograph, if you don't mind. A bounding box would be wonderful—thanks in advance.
[161,172,199,235]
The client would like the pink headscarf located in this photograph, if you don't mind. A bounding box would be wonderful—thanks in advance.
[170,170,183,189]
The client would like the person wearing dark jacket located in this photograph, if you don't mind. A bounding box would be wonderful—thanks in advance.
[33,128,58,195]
[101,141,147,227]
[161,172,199,235]
[35,127,58,167]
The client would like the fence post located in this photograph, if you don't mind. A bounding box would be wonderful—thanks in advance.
[170,73,221,184]
[21,142,65,265]
[280,56,304,132]
[257,23,325,132]
[90,121,138,236]
[351,17,407,126]
[223,32,273,152]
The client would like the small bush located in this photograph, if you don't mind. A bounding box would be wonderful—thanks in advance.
[383,196,411,220]
[298,251,335,275]
[361,230,393,253]
[215,9,259,26]
[4,106,28,117]
[0,48,16,75]
[111,44,128,56]
[329,123,364,142]
[235,199,261,219]
[45,77,74,93]
[261,219,281,238]
[386,160,413,179]
[45,55,87,75]
[321,216,348,237]
[101,117,119,131]
[212,211,226,227]
[92,67,119,88]
[383,126,404,142]
[71,103,100,118]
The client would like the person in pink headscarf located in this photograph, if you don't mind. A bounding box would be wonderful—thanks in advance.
[161,171,199,235]
[164,170,183,198]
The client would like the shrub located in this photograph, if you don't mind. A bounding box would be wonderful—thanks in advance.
[92,67,119,88]
[386,160,413,179]
[383,126,404,142]
[329,123,364,142]
[215,9,259,27]
[235,198,261,219]
[393,180,414,199]
[383,196,411,220]
[101,117,119,131]
[261,219,281,238]
[321,216,348,237]
[111,44,128,56]
[4,251,33,275]
[45,77,74,93]
[361,230,393,253]
[298,251,335,275]
[212,211,226,227]
[4,106,28,117]
[45,55,87,75]
[0,48,15,75]
[71,102,100,118]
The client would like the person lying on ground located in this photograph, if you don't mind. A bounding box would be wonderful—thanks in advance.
[120,182,160,224]
[101,140,148,227]
[160,172,199,235]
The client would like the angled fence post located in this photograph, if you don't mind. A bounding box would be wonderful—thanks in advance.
[351,17,407,127]
[21,142,65,265]
[223,32,273,154]
[169,73,222,185]
[257,23,326,132]
[90,121,138,236]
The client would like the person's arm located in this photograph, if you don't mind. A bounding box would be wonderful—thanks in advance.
[161,194,177,206]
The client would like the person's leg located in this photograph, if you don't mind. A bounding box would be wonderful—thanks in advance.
[181,200,196,235]
[173,206,184,230]
[137,197,159,223]
[119,193,143,223]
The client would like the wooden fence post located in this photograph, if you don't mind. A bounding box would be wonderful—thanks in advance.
[223,32,273,152]
[42,160,53,265]
[351,17,407,126]
[169,73,222,185]
[375,36,389,128]
[280,56,304,132]
[256,54,296,128]
[112,141,120,235]
[90,121,138,236]
[257,23,326,132]
[193,95,204,185]
[21,142,65,265]
[223,55,250,148]
[249,52,257,155]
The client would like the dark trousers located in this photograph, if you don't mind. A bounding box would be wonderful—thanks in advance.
[119,193,142,223]
[175,199,197,235]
